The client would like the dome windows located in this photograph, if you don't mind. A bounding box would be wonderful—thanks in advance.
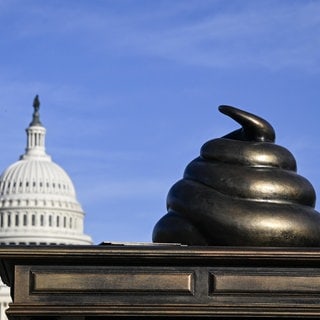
[31,214,36,226]
[7,213,11,227]
[0,210,79,233]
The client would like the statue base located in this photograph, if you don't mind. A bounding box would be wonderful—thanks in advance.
[2,244,320,319]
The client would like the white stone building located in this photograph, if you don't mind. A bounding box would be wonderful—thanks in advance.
[0,96,92,319]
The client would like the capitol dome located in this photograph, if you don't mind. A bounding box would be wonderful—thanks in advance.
[0,96,92,245]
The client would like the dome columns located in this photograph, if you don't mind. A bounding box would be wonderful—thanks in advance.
[23,126,49,160]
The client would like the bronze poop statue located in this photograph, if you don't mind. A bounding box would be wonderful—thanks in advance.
[153,105,320,246]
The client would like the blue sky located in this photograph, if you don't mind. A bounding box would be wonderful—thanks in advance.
[0,0,320,244]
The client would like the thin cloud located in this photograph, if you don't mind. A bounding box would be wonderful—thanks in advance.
[125,1,320,71]
[2,1,319,72]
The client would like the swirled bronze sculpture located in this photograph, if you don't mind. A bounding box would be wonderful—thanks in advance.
[152,106,320,246]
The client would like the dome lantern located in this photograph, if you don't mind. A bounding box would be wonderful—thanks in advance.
[22,95,50,161]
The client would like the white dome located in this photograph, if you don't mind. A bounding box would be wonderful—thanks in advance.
[0,96,92,245]
[0,159,77,200]
[0,96,93,320]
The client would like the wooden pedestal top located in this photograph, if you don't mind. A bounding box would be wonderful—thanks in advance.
[2,245,320,319]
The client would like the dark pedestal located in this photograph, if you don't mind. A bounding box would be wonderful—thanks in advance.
[2,245,320,319]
